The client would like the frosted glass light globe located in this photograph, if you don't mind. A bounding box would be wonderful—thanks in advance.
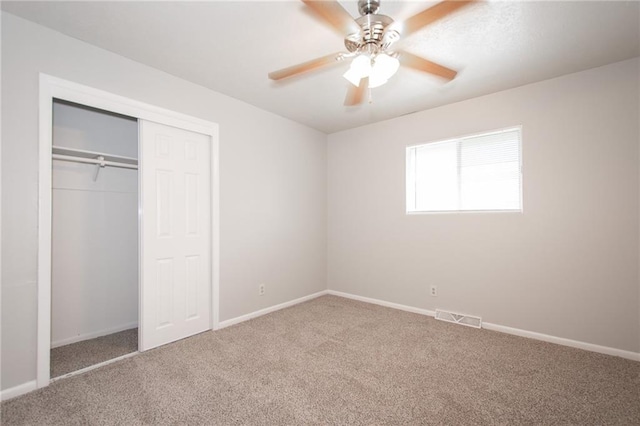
[343,54,372,86]
[369,53,399,88]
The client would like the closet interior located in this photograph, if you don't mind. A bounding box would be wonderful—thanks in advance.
[50,99,139,378]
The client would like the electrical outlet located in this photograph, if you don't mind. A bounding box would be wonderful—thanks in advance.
[259,284,265,296]
[430,285,437,297]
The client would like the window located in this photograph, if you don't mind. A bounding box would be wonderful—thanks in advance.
[406,127,522,213]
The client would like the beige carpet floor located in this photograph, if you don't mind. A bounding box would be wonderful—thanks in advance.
[2,295,639,425]
[51,328,138,378]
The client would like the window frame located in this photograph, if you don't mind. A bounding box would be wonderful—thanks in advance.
[405,126,523,215]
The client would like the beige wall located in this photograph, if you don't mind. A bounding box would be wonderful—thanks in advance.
[1,13,327,390]
[328,58,640,353]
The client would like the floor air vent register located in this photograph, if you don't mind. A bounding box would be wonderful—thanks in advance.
[435,309,482,329]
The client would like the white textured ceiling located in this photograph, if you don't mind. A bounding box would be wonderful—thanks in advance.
[3,1,639,133]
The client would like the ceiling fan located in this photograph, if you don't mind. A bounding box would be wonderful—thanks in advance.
[268,0,478,106]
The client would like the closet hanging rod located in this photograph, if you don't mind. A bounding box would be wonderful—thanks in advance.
[52,154,138,170]
[51,145,138,165]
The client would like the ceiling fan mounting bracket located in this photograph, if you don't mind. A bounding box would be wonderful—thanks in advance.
[358,0,381,16]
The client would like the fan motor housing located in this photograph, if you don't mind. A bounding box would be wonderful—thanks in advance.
[344,13,397,53]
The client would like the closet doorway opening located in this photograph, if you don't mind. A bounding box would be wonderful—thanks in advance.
[38,74,220,390]
[50,99,139,379]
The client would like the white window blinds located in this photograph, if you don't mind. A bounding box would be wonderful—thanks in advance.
[406,127,522,213]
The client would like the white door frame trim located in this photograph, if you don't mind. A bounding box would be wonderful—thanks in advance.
[37,73,220,389]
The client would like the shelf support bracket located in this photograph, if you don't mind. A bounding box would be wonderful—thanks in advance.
[93,156,106,181]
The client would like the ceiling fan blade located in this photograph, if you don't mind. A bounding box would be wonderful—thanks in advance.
[394,0,477,38]
[302,0,360,35]
[344,77,369,106]
[268,53,343,81]
[399,51,458,81]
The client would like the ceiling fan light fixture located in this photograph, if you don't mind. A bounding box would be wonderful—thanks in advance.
[343,68,364,87]
[372,53,399,81]
[344,52,399,88]
[343,54,372,86]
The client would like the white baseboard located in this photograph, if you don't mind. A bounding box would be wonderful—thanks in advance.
[327,290,640,362]
[327,290,436,317]
[1,380,37,402]
[482,322,640,362]
[51,322,138,348]
[217,290,329,329]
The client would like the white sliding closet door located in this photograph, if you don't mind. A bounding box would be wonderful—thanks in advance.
[139,120,211,351]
